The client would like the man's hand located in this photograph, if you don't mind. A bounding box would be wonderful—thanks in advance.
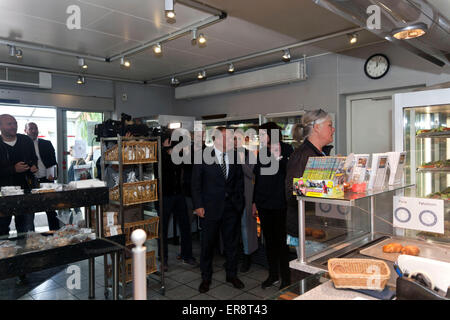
[194,207,205,218]
[14,162,29,173]
[252,203,258,218]
[30,165,38,173]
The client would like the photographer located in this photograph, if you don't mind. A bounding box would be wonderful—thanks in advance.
[0,114,38,236]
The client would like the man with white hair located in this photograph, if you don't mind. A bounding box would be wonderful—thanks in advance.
[0,114,38,237]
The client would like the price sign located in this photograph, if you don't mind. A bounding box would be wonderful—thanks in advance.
[393,196,444,234]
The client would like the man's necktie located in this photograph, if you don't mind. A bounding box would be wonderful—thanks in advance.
[221,152,227,179]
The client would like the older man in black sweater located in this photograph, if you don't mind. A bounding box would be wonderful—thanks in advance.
[0,114,38,237]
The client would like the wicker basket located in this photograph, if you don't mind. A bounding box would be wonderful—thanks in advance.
[124,217,159,246]
[328,258,390,291]
[109,180,158,206]
[104,141,157,164]
[106,250,157,284]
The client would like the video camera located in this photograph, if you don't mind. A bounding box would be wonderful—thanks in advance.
[94,113,151,141]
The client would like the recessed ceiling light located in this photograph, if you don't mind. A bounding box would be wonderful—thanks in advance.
[153,43,162,54]
[120,57,131,68]
[392,23,427,40]
[282,49,291,62]
[227,63,235,74]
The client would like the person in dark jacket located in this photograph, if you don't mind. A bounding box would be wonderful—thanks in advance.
[25,122,60,231]
[192,127,245,294]
[158,133,196,271]
[252,122,293,290]
[0,114,39,236]
[285,109,335,258]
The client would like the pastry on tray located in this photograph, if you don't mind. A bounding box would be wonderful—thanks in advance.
[400,245,420,256]
[312,229,326,239]
[382,243,403,253]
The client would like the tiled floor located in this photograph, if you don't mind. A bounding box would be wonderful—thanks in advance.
[0,237,309,300]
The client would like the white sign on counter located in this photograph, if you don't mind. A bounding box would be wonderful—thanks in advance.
[393,196,444,234]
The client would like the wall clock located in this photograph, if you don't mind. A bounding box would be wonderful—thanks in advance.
[364,54,390,79]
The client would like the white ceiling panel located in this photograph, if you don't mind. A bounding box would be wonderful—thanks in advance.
[79,0,211,29]
[86,12,177,43]
[0,0,112,26]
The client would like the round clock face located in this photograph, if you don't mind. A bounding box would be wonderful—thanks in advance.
[364,54,390,79]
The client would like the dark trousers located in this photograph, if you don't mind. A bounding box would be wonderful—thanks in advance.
[38,178,60,231]
[258,207,290,282]
[200,204,240,281]
[0,213,35,237]
[158,194,193,263]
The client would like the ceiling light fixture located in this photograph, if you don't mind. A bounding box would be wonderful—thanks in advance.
[76,75,85,85]
[227,63,235,74]
[282,49,291,62]
[170,76,180,87]
[348,33,358,44]
[198,33,207,45]
[153,43,162,54]
[15,48,23,60]
[8,45,23,60]
[392,23,427,40]
[78,57,88,70]
[165,0,175,21]
[197,70,207,80]
[120,57,131,68]
[191,28,198,45]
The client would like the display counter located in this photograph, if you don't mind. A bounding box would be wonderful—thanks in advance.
[0,187,124,300]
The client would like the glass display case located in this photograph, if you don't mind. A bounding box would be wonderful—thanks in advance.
[394,88,450,243]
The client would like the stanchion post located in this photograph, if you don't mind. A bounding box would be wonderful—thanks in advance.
[132,229,147,300]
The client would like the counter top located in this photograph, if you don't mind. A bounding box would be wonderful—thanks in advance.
[294,280,377,300]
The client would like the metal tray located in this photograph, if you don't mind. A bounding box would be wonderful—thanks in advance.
[359,237,450,263]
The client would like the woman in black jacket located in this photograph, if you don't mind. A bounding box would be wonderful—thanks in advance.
[285,109,335,258]
[252,122,293,290]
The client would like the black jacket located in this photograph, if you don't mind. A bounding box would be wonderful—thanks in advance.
[161,146,183,196]
[285,139,333,237]
[37,138,57,168]
[191,147,244,220]
[0,134,38,189]
[253,142,293,210]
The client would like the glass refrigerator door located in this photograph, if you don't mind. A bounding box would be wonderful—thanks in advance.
[394,88,450,242]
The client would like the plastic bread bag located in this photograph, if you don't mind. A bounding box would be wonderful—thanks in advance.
[24,232,47,251]
[56,209,72,225]
[0,240,20,259]
[72,209,83,226]
[126,171,137,183]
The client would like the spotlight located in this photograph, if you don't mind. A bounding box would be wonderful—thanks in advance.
[392,23,427,40]
[15,48,23,59]
[227,63,235,74]
[120,57,131,68]
[349,33,358,44]
[191,28,198,45]
[76,76,85,85]
[165,0,175,21]
[198,33,206,45]
[282,49,291,62]
[197,70,207,80]
[153,43,162,54]
[170,77,180,87]
[78,57,88,70]
[8,45,15,57]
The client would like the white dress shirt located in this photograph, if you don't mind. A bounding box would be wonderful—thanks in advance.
[33,139,55,179]
[214,146,229,178]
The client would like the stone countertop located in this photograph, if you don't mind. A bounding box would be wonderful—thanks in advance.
[294,280,378,300]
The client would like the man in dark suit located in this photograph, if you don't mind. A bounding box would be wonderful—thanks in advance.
[192,127,245,293]
[25,122,59,231]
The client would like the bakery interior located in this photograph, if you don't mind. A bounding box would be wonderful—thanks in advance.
[0,0,449,301]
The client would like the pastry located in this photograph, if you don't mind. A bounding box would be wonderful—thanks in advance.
[382,243,403,253]
[400,245,420,256]
[305,227,313,236]
[312,229,326,239]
